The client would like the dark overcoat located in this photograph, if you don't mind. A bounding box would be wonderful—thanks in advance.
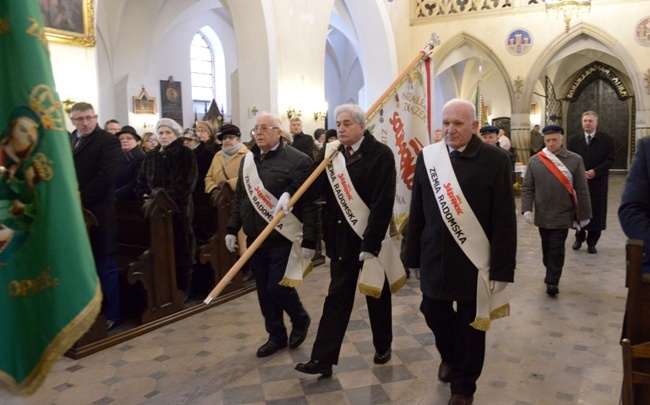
[115,146,145,201]
[405,135,517,301]
[292,132,316,159]
[71,126,121,255]
[619,137,650,272]
[312,131,396,263]
[136,138,198,267]
[567,131,615,230]
[191,141,215,198]
[227,139,319,250]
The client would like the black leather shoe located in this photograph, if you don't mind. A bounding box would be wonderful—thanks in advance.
[572,240,582,250]
[295,360,332,377]
[546,284,559,297]
[289,318,310,349]
[373,348,392,364]
[438,360,453,383]
[448,394,474,405]
[588,246,597,254]
[256,340,287,358]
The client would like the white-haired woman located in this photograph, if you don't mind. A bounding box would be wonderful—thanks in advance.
[136,118,198,300]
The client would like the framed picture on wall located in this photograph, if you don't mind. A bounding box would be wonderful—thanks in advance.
[38,0,96,47]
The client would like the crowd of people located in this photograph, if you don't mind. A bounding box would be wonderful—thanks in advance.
[68,98,645,405]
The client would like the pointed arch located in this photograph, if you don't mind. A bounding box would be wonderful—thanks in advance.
[523,23,644,113]
[432,32,515,112]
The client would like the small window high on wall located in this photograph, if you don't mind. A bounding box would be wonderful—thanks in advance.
[191,33,214,112]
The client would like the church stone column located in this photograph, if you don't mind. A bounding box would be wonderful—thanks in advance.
[510,112,531,164]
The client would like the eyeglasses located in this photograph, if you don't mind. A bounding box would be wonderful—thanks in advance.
[71,115,97,123]
[253,125,280,133]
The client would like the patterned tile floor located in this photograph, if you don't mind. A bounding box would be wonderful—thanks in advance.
[2,174,631,405]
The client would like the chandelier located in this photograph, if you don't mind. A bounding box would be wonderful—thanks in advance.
[545,0,591,33]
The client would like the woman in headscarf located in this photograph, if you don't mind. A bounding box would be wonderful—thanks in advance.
[204,124,249,193]
[204,124,249,258]
[136,118,198,300]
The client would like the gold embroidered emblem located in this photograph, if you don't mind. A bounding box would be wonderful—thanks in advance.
[26,17,48,50]
[28,85,64,131]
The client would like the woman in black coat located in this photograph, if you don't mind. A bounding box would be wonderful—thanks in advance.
[115,125,146,201]
[136,118,198,299]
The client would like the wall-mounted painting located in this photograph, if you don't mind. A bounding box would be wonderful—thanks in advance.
[38,0,95,47]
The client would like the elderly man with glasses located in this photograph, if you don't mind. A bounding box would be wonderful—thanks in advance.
[69,102,122,330]
[225,113,319,358]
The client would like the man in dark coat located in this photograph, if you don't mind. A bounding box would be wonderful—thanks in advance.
[69,102,122,328]
[115,125,145,201]
[404,99,517,405]
[619,136,650,273]
[226,113,318,358]
[289,117,316,158]
[295,103,397,377]
[567,111,615,254]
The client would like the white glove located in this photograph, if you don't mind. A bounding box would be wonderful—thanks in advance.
[523,211,533,225]
[225,234,238,253]
[580,218,590,228]
[273,192,292,217]
[359,251,376,261]
[301,248,315,262]
[490,280,508,293]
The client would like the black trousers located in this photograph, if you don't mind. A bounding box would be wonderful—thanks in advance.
[249,245,310,345]
[575,228,601,247]
[539,227,569,285]
[421,295,485,396]
[311,258,392,365]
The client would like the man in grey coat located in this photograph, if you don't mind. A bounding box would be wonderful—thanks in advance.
[521,125,592,297]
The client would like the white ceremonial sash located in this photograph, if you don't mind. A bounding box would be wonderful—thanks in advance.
[541,148,573,185]
[422,142,509,331]
[324,141,406,298]
[242,153,312,286]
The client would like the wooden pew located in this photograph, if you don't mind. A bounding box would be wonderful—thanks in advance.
[67,187,258,359]
[125,188,185,324]
[198,182,245,294]
[622,239,650,403]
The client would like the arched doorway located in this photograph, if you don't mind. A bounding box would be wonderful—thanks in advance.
[565,62,632,170]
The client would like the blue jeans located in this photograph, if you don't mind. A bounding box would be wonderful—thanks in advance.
[95,254,120,322]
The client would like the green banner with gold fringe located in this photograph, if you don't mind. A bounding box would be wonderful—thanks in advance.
[0,0,101,395]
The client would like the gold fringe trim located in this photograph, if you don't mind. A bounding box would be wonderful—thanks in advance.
[489,303,510,321]
[470,317,491,331]
[302,263,313,278]
[0,281,102,396]
[390,274,406,294]
[469,303,511,332]
[278,277,302,288]
[358,283,382,299]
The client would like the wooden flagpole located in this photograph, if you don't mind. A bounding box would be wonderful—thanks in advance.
[365,33,440,123]
[203,147,339,304]
[203,32,441,304]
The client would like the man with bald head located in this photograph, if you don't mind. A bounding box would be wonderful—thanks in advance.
[225,113,319,358]
[405,99,517,405]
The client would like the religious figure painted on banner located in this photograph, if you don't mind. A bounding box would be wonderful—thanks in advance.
[0,107,51,265]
